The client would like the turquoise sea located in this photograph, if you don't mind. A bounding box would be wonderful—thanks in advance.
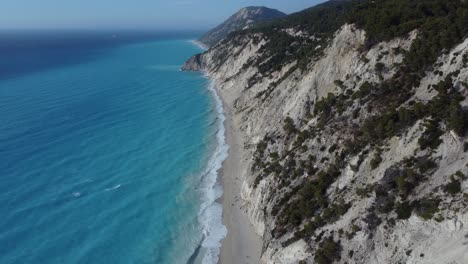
[0,31,227,264]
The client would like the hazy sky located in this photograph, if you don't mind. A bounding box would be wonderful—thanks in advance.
[0,0,326,30]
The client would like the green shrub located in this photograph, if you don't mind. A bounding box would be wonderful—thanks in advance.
[416,199,440,220]
[270,152,279,160]
[375,62,385,73]
[396,175,411,197]
[378,198,395,214]
[418,119,443,150]
[396,169,420,198]
[455,171,464,178]
[255,139,268,157]
[352,82,374,100]
[434,215,445,222]
[370,152,382,170]
[356,185,373,198]
[280,164,343,227]
[395,202,413,219]
[315,237,341,264]
[334,80,344,88]
[323,199,350,221]
[351,224,361,233]
[283,117,297,134]
[295,129,313,146]
[415,157,437,173]
[314,93,336,117]
[446,100,465,135]
[445,176,461,195]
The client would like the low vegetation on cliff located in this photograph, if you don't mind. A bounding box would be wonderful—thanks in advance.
[184,0,468,263]
[249,0,467,237]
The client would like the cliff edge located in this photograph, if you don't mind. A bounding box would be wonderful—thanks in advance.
[185,1,468,263]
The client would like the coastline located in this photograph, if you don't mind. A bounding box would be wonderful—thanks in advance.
[197,80,228,264]
[217,97,263,264]
[187,39,262,263]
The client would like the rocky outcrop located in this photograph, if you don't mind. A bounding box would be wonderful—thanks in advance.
[181,54,205,72]
[183,6,468,264]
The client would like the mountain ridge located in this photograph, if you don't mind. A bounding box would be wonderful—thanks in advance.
[198,6,286,48]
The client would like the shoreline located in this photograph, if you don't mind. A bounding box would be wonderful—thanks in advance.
[217,98,262,264]
[187,40,262,263]
[197,80,228,264]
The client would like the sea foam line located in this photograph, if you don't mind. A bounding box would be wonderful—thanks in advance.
[196,78,229,264]
[189,40,208,51]
[185,40,227,264]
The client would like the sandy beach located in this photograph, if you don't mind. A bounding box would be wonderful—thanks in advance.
[218,103,263,264]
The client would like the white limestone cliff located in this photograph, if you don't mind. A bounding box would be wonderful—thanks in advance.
[183,24,468,264]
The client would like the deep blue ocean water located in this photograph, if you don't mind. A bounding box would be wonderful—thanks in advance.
[0,31,227,264]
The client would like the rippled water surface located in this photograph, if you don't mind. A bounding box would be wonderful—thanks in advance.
[0,32,223,264]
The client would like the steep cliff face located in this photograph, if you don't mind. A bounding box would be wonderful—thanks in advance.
[184,1,468,263]
[198,6,286,48]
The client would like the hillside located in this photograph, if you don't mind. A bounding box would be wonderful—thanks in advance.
[198,6,286,48]
[184,0,468,263]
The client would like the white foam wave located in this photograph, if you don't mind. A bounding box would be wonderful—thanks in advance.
[197,79,229,264]
[189,40,208,51]
[105,184,121,191]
